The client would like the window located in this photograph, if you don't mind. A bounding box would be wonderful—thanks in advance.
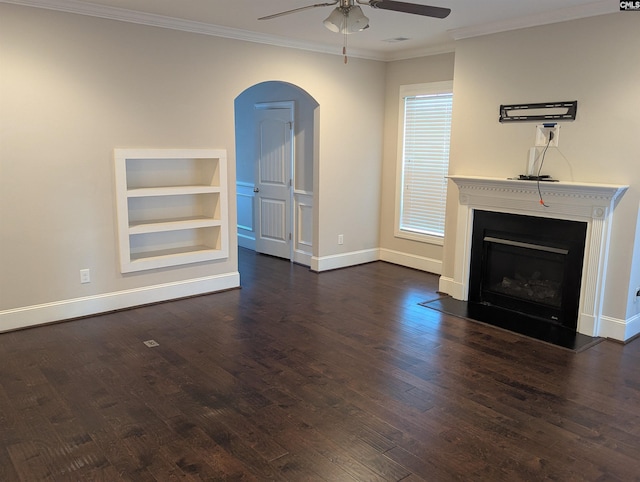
[396,81,453,245]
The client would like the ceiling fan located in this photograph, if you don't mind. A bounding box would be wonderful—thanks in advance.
[259,0,451,62]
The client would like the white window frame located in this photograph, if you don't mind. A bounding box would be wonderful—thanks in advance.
[394,81,453,246]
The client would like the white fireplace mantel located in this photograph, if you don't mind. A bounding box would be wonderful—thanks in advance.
[440,175,628,338]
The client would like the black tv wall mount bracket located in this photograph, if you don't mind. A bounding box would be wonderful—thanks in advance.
[499,100,577,123]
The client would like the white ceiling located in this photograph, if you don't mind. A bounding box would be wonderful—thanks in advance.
[6,0,616,60]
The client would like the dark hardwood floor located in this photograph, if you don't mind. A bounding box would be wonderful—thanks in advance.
[1,248,640,481]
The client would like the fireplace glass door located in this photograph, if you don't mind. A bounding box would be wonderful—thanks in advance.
[469,211,587,331]
[481,236,567,320]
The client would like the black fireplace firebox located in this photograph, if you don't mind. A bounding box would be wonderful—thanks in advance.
[469,211,587,332]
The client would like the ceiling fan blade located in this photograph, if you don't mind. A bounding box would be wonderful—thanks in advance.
[367,0,451,19]
[259,1,338,20]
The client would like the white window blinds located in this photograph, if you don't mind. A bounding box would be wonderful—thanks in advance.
[400,91,452,238]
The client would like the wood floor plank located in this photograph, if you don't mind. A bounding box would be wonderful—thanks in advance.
[0,447,20,482]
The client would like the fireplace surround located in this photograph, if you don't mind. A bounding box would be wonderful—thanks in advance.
[440,176,627,340]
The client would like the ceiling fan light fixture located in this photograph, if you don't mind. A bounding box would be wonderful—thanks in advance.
[323,6,369,34]
[322,8,343,33]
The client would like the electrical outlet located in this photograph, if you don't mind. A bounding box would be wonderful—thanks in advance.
[338,234,344,245]
[535,124,560,147]
[80,269,91,284]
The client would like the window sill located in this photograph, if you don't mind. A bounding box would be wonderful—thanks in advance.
[395,230,444,246]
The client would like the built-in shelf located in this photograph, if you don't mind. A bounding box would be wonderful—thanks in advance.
[114,148,228,273]
[127,186,221,197]
[128,217,222,235]
[129,244,219,262]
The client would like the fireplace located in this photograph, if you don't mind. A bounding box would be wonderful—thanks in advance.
[468,211,587,332]
[440,176,628,341]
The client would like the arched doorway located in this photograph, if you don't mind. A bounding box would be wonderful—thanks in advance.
[234,81,319,266]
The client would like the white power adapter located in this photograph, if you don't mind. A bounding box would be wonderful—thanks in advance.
[535,123,559,147]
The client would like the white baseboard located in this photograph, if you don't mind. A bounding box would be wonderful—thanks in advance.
[237,233,256,251]
[379,248,441,275]
[578,312,597,338]
[311,248,379,272]
[599,312,640,342]
[438,276,466,300]
[0,272,240,333]
[293,250,312,267]
[310,247,443,277]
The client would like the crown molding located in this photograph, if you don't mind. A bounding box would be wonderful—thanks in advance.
[3,0,618,63]
[449,0,617,41]
[1,0,387,61]
[383,41,455,62]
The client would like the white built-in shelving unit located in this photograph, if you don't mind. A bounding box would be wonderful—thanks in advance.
[114,149,228,273]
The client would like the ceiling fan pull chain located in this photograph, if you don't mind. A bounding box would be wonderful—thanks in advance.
[343,31,348,64]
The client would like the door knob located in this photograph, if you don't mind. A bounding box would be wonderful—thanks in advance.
[253,187,260,193]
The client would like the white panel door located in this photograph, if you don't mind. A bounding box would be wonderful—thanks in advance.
[255,105,293,259]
